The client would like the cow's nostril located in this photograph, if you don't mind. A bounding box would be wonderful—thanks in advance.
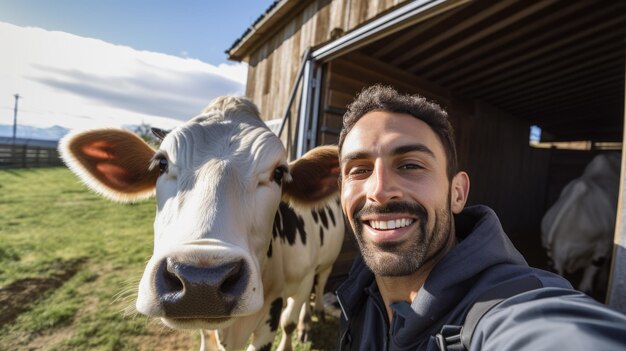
[163,258,184,293]
[220,259,245,295]
[155,258,185,298]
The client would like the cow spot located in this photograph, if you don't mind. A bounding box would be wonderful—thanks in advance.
[273,203,307,246]
[318,207,329,229]
[267,297,283,332]
[311,209,319,223]
[327,205,336,226]
[258,343,272,351]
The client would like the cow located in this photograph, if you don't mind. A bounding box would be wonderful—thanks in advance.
[58,96,345,351]
[541,152,621,295]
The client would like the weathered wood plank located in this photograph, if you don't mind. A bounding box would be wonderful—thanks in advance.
[607,75,626,312]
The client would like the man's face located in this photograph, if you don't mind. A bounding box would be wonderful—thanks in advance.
[340,111,454,276]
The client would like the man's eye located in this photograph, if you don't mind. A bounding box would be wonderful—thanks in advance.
[348,168,371,176]
[399,163,423,170]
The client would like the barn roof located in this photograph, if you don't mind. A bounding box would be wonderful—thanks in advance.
[229,0,625,142]
[354,0,625,142]
[227,0,296,62]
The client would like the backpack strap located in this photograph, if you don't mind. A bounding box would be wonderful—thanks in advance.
[435,276,543,351]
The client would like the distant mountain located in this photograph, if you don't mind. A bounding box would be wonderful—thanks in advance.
[0,123,162,142]
[0,124,69,141]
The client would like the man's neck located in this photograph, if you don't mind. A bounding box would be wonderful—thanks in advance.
[375,232,457,321]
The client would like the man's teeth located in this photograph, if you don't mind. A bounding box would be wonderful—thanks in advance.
[369,219,414,230]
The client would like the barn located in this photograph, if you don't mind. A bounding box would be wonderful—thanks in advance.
[227,0,626,310]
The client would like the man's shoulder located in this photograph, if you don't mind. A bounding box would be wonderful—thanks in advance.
[460,263,572,309]
[470,282,626,350]
[474,262,573,292]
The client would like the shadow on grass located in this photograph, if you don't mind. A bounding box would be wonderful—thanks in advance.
[0,257,87,328]
[306,314,340,351]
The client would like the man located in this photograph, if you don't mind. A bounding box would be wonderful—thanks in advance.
[336,85,626,350]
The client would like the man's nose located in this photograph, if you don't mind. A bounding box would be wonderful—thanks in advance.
[366,162,402,204]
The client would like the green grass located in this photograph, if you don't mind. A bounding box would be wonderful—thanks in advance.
[0,167,337,350]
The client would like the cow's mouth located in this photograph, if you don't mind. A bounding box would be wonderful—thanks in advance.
[161,316,234,330]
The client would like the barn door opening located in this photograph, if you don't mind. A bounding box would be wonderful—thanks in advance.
[296,60,324,158]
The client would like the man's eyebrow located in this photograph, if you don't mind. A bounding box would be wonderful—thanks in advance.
[340,144,436,166]
[340,151,371,166]
[393,144,435,158]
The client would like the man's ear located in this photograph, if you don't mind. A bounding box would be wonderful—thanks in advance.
[450,171,470,214]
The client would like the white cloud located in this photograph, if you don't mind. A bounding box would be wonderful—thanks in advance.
[0,22,248,133]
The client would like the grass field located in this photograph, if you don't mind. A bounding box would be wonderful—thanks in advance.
[0,167,338,351]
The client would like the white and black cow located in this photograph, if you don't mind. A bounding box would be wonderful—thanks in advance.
[59,96,345,351]
[541,152,621,294]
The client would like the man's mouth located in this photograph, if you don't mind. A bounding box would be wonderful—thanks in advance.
[368,218,415,230]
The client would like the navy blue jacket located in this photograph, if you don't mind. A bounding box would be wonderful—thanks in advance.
[336,205,626,350]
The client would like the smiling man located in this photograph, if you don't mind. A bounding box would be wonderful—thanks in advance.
[335,85,626,351]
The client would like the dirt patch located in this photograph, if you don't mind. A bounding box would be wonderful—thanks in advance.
[23,324,76,351]
[0,257,86,328]
[135,323,197,351]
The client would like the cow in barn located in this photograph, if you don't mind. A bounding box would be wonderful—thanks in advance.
[541,152,621,295]
[59,96,345,351]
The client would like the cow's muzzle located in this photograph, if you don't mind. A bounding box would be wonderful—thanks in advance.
[155,257,248,318]
[136,240,264,326]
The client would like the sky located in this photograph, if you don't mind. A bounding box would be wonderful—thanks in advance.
[0,0,276,138]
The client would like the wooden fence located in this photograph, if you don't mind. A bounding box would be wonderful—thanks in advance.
[0,142,63,168]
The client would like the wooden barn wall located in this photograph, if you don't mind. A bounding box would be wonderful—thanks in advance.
[454,100,554,267]
[245,0,410,151]
[319,50,449,145]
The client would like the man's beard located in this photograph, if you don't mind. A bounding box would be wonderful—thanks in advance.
[352,199,452,277]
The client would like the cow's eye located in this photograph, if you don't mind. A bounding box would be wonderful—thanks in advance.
[150,153,170,175]
[272,166,287,185]
[158,157,168,174]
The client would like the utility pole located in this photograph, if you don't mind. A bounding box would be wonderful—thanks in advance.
[12,93,20,144]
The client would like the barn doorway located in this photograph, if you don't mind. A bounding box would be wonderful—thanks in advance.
[299,0,625,302]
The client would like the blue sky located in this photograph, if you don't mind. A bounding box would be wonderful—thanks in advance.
[0,0,275,65]
[0,0,276,138]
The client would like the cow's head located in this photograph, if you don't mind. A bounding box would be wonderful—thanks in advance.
[59,96,339,330]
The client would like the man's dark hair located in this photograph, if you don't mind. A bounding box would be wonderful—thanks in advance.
[338,85,458,180]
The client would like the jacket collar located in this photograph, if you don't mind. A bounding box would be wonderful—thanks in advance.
[336,205,527,334]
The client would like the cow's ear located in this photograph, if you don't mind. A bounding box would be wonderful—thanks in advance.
[59,129,160,202]
[282,145,339,208]
[151,127,169,141]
